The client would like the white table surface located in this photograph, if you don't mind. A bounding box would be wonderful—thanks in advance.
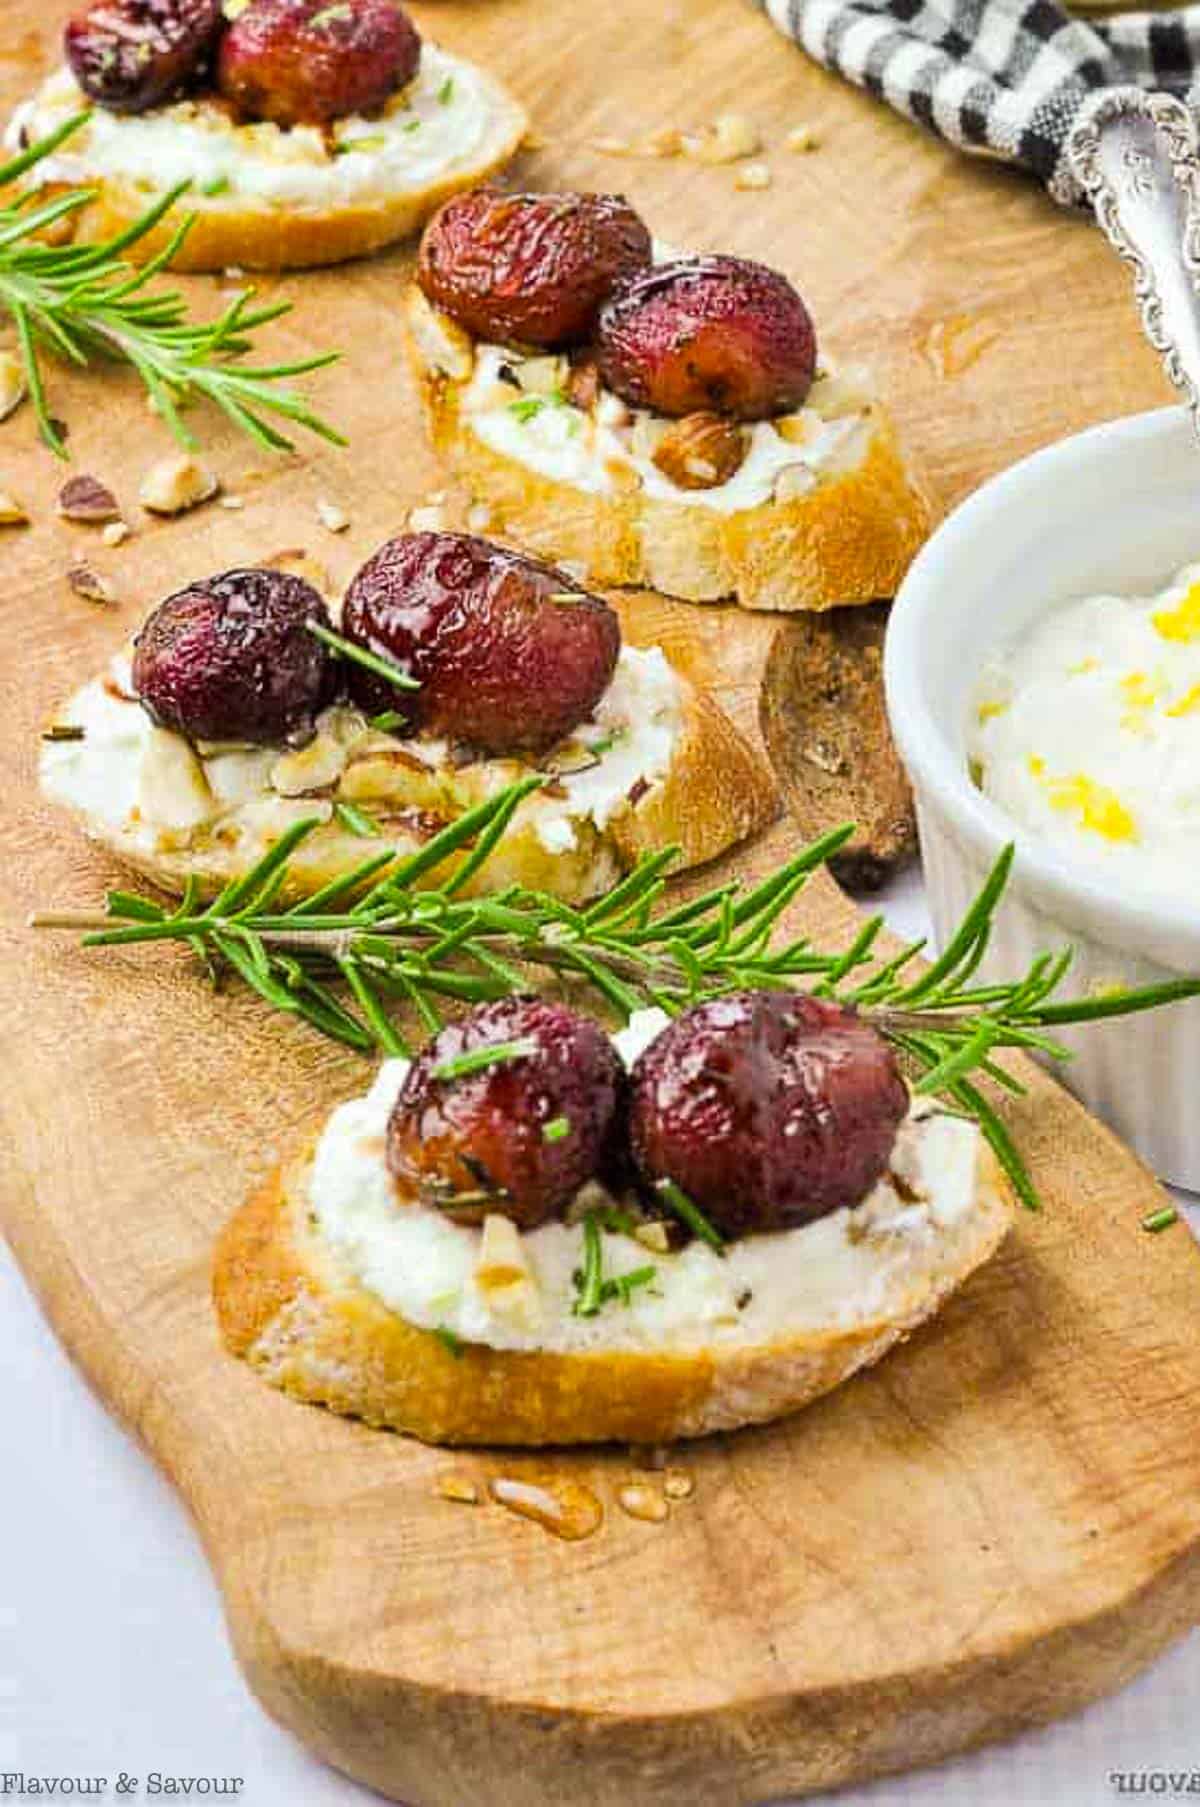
[3,866,1198,1807]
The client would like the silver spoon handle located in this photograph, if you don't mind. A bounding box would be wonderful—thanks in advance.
[1069,90,1200,434]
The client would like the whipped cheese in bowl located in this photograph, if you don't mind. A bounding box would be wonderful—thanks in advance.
[968,559,1200,903]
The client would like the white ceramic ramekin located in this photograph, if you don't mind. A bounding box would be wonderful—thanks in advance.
[885,405,1200,1190]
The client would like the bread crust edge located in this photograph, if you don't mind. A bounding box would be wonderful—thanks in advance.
[212,1143,1012,1447]
[48,75,528,270]
[406,311,933,612]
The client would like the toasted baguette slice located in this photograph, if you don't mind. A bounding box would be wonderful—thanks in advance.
[39,647,778,906]
[7,48,526,272]
[214,1116,1011,1449]
[403,289,932,613]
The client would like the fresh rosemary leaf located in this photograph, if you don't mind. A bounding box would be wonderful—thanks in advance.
[432,1038,538,1083]
[433,1324,464,1358]
[305,620,420,691]
[334,800,382,839]
[572,1212,606,1318]
[542,1116,571,1143]
[656,1178,725,1253]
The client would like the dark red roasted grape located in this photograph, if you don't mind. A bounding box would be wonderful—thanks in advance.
[64,0,221,114]
[217,0,420,127]
[417,191,653,349]
[340,533,621,757]
[596,255,817,421]
[628,992,908,1237]
[132,567,335,745]
[388,997,625,1230]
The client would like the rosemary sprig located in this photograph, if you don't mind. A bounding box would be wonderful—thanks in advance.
[0,116,343,457]
[29,780,1200,1208]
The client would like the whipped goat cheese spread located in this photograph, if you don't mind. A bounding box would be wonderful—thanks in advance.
[460,347,876,516]
[307,1008,982,1356]
[969,560,1200,898]
[39,643,683,867]
[8,45,490,209]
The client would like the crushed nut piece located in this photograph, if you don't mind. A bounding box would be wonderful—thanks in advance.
[641,125,683,157]
[566,358,601,412]
[682,113,762,165]
[436,1473,481,1506]
[618,1483,669,1524]
[67,560,117,605]
[514,356,567,398]
[773,464,817,503]
[735,161,772,191]
[408,503,448,533]
[0,352,27,422]
[139,453,219,515]
[263,548,331,595]
[652,412,747,490]
[633,1220,671,1254]
[786,124,821,153]
[0,490,29,526]
[588,134,634,156]
[219,494,245,511]
[101,520,131,547]
[594,390,630,430]
[58,474,121,523]
[315,497,350,534]
[663,1471,694,1501]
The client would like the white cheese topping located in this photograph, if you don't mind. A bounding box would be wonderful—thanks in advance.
[969,559,1200,899]
[7,46,490,209]
[39,643,682,862]
[461,345,874,516]
[307,1009,982,1356]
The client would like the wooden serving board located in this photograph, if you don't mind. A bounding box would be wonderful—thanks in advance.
[4,1,1200,1802]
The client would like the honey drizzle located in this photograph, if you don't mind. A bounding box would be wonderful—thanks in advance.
[488,1474,604,1541]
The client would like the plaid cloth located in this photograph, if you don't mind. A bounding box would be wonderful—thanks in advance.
[757,0,1200,202]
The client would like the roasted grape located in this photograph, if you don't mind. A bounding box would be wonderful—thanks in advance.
[388,998,625,1229]
[132,568,335,745]
[217,0,420,127]
[64,0,221,114]
[628,992,908,1237]
[340,533,620,757]
[596,255,817,421]
[417,191,653,349]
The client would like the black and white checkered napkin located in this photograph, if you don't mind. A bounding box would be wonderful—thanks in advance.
[757,0,1200,203]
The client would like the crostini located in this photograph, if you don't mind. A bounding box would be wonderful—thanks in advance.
[6,0,526,271]
[39,532,777,904]
[403,190,931,612]
[214,993,1011,1447]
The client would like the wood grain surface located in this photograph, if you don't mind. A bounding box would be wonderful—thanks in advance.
[3,2,1200,1803]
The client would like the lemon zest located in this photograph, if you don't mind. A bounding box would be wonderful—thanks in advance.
[1166,682,1200,718]
[1152,580,1200,644]
[1027,757,1138,843]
